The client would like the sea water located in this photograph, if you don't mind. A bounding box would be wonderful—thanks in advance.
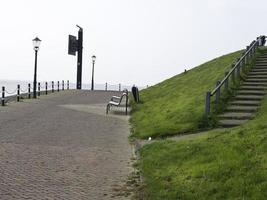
[0,80,134,97]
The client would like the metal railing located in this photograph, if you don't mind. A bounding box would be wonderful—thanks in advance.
[1,80,70,106]
[205,35,266,116]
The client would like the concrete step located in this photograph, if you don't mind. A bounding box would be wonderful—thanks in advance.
[235,95,264,100]
[230,100,261,106]
[218,119,249,127]
[218,112,255,120]
[226,105,258,112]
[237,90,266,95]
[250,69,267,72]
[248,72,267,75]
[254,65,267,68]
[242,82,267,86]
[239,85,267,90]
[245,78,267,82]
[246,75,267,79]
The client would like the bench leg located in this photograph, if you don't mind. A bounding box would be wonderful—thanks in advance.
[106,104,110,114]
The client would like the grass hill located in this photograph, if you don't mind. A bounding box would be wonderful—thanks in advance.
[132,48,267,199]
[130,50,244,139]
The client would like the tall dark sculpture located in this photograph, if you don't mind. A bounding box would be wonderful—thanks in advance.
[68,25,83,89]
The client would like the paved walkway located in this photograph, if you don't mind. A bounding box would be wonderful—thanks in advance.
[0,90,134,200]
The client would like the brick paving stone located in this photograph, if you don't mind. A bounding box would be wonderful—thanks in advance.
[0,90,133,200]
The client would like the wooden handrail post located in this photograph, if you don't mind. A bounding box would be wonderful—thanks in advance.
[224,71,229,91]
[17,85,20,102]
[105,83,107,91]
[57,81,60,92]
[119,83,121,91]
[2,86,5,106]
[67,80,69,90]
[215,81,221,105]
[205,91,211,117]
[237,63,241,79]
[62,80,64,91]
[244,54,247,65]
[231,64,235,84]
[240,59,244,73]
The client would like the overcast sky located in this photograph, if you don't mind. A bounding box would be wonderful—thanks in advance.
[0,0,267,87]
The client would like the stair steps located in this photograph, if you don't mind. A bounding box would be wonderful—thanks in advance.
[242,82,267,86]
[218,112,255,120]
[219,119,249,127]
[250,69,267,72]
[235,95,264,100]
[218,51,267,128]
[226,105,258,112]
[229,100,261,106]
[237,90,266,95]
[239,86,267,90]
[246,76,267,79]
[244,78,267,82]
[248,72,267,75]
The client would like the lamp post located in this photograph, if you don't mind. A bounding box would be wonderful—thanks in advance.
[91,55,96,91]
[32,37,41,98]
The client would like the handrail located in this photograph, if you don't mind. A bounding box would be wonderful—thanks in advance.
[205,35,266,116]
[210,40,258,96]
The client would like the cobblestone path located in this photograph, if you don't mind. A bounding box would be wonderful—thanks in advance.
[0,90,133,200]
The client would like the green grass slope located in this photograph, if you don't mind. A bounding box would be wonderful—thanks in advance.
[139,95,267,199]
[131,50,243,139]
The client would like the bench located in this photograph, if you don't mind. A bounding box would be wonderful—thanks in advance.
[106,89,129,115]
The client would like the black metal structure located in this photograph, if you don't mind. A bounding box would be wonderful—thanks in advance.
[32,37,41,99]
[77,25,83,89]
[91,55,96,90]
[33,49,38,98]
[68,25,83,89]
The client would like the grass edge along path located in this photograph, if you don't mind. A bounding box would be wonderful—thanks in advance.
[130,50,244,139]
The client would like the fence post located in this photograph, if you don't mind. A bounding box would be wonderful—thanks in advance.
[246,46,250,61]
[240,58,244,73]
[38,82,41,96]
[224,71,229,91]
[125,90,128,115]
[62,80,64,91]
[45,82,48,95]
[28,83,31,99]
[2,86,5,106]
[119,83,121,91]
[205,91,211,117]
[17,85,20,102]
[105,83,107,91]
[237,63,241,79]
[52,81,54,93]
[231,64,235,84]
[57,81,59,92]
[215,81,221,105]
[67,80,69,90]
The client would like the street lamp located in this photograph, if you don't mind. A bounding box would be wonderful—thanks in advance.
[91,55,96,91]
[32,37,41,98]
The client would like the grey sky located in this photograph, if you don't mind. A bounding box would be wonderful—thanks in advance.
[0,0,267,86]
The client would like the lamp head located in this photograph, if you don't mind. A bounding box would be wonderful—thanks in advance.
[32,37,41,51]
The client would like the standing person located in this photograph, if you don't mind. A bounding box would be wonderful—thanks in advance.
[132,85,138,103]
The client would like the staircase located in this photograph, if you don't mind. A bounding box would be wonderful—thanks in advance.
[219,51,267,127]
